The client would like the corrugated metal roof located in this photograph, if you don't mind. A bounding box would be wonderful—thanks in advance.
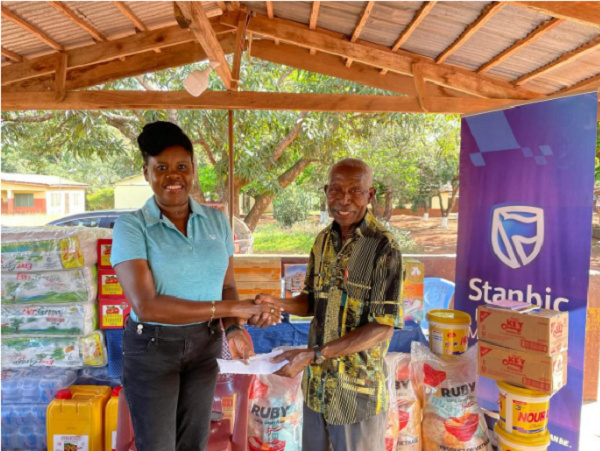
[1,1,600,97]
[1,172,89,187]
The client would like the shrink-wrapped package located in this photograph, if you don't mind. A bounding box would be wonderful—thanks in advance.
[2,332,107,368]
[1,302,97,336]
[1,226,111,272]
[1,267,97,304]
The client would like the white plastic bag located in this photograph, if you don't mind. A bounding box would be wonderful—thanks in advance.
[386,352,422,451]
[247,372,303,451]
[411,342,490,451]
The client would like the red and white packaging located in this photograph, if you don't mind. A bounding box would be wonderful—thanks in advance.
[97,238,113,270]
[99,299,131,329]
[98,269,126,299]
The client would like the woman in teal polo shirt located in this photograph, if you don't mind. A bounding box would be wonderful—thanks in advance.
[111,121,281,451]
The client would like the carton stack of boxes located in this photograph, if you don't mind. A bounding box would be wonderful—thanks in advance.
[402,258,424,324]
[96,239,130,378]
[477,302,569,450]
[0,227,112,450]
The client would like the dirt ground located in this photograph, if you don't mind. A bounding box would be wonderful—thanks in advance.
[389,214,600,271]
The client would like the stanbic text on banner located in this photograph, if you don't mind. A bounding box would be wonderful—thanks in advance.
[454,93,598,451]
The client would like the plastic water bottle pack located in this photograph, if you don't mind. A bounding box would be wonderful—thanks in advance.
[1,404,48,450]
[1,367,78,404]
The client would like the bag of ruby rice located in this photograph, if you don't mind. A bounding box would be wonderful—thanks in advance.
[247,372,303,451]
[411,342,491,451]
[386,353,422,451]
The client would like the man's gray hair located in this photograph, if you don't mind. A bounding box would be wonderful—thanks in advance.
[330,158,373,185]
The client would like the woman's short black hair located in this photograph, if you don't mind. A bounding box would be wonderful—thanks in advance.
[137,121,194,162]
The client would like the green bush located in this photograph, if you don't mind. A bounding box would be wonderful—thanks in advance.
[273,187,312,228]
[86,187,114,211]
[380,221,422,253]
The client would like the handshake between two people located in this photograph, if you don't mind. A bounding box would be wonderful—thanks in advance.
[236,293,284,328]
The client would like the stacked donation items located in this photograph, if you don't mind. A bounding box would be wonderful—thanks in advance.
[385,309,492,451]
[477,300,569,451]
[1,226,112,450]
[97,238,131,378]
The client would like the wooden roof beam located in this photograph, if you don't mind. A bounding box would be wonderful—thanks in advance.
[232,9,249,89]
[515,35,600,85]
[477,18,564,74]
[513,1,600,29]
[47,1,106,42]
[346,1,375,68]
[176,1,234,90]
[228,2,241,12]
[251,39,473,98]
[1,90,520,113]
[217,2,228,13]
[3,35,237,93]
[381,1,436,75]
[436,1,506,64]
[266,1,279,44]
[1,47,24,63]
[557,73,600,94]
[113,1,147,32]
[309,1,320,55]
[247,14,540,100]
[1,5,64,51]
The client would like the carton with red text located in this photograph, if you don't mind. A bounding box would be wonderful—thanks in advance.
[99,298,131,329]
[97,239,113,269]
[98,269,125,299]
[477,304,568,356]
[478,342,567,395]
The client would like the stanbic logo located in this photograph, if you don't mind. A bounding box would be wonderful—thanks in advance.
[491,206,544,269]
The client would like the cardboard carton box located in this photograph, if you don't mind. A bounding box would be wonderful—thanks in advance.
[478,342,567,395]
[99,299,131,329]
[97,239,113,269]
[402,258,424,323]
[477,304,568,355]
[98,269,126,299]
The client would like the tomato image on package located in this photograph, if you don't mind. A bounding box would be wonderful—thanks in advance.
[98,269,125,299]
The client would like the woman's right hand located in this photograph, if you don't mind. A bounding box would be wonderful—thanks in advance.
[235,299,282,326]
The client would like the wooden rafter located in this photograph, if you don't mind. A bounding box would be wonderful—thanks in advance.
[514,35,600,86]
[1,24,208,86]
[232,9,249,89]
[513,1,600,29]
[0,90,520,113]
[54,53,67,101]
[265,0,279,44]
[3,35,237,93]
[309,1,320,55]
[412,62,428,112]
[1,6,64,51]
[436,1,506,64]
[113,1,147,32]
[47,1,106,42]
[1,47,23,63]
[216,1,228,13]
[175,1,234,90]
[477,18,564,74]
[346,1,375,68]
[557,72,600,94]
[251,39,473,98]
[381,1,436,75]
[247,14,540,100]
[229,1,241,11]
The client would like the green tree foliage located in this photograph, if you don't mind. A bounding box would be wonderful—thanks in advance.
[86,187,115,211]
[273,184,312,228]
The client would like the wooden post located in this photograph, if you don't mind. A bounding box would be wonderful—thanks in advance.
[228,109,234,231]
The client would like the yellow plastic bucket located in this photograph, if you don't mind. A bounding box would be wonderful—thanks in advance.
[498,382,551,437]
[426,309,471,355]
[495,423,550,451]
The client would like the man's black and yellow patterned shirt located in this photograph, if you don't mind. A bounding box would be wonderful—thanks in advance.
[302,211,403,425]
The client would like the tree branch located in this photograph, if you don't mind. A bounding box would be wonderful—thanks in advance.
[271,112,307,163]
[191,131,217,165]
[2,112,55,123]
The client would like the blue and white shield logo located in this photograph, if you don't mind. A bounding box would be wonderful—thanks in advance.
[490,206,544,269]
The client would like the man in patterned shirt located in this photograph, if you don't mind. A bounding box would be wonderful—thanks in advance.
[255,158,403,451]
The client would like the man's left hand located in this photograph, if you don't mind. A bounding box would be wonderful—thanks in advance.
[227,329,255,360]
[271,349,314,378]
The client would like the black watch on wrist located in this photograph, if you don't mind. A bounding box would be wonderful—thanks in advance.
[225,324,244,336]
[313,345,326,365]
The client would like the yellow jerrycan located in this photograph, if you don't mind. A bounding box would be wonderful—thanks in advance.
[47,385,111,451]
[105,386,123,451]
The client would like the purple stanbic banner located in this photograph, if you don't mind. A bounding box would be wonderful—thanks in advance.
[454,93,598,451]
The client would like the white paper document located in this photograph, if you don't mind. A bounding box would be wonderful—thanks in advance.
[217,350,289,374]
